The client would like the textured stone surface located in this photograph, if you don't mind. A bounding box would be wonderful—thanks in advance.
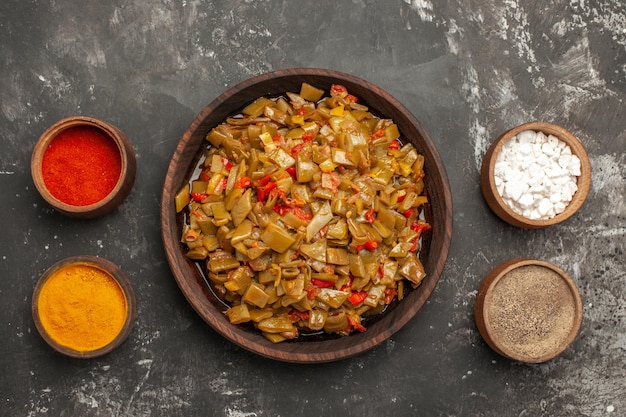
[1,1,624,416]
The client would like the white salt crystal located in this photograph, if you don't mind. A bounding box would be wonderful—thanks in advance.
[518,143,532,155]
[537,198,553,216]
[504,181,524,201]
[550,192,562,203]
[495,161,509,174]
[568,156,581,176]
[558,154,572,169]
[555,138,566,151]
[518,193,535,208]
[547,134,559,148]
[517,130,536,144]
[536,154,550,166]
[553,175,569,185]
[504,168,523,183]
[541,142,556,156]
[529,184,544,194]
[535,131,547,142]
[554,202,566,214]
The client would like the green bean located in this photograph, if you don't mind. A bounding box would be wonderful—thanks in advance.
[178,83,431,342]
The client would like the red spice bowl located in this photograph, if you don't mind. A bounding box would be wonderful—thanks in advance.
[31,116,136,219]
[32,256,137,359]
[474,258,583,363]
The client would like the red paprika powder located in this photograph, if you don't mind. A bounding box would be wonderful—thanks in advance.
[41,126,122,206]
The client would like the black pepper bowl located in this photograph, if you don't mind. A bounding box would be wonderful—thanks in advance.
[474,258,583,363]
[31,116,137,219]
[160,68,453,363]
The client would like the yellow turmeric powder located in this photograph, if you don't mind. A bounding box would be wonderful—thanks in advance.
[37,263,128,353]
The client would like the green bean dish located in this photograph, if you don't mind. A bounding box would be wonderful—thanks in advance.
[175,83,431,343]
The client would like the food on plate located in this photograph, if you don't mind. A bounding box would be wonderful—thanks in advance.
[176,82,430,342]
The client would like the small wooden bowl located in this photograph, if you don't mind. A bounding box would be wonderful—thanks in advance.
[480,121,591,228]
[31,116,136,219]
[474,258,583,363]
[32,256,137,359]
[161,68,453,363]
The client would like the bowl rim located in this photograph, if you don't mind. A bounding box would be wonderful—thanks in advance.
[31,116,136,218]
[160,68,453,363]
[474,258,583,363]
[32,255,137,359]
[480,121,591,229]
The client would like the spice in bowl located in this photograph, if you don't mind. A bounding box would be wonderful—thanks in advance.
[41,125,122,206]
[474,258,583,363]
[31,116,137,219]
[494,130,581,220]
[32,256,137,358]
[480,121,591,229]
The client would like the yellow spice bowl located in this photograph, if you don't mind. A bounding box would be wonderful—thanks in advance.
[32,256,137,359]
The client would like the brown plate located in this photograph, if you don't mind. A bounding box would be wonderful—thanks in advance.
[160,68,453,363]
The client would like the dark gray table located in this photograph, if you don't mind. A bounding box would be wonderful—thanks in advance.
[2,1,624,416]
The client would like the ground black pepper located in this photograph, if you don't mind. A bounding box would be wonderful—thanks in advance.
[486,264,577,360]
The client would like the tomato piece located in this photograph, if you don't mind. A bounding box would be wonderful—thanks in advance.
[305,284,319,300]
[234,176,251,188]
[369,129,385,140]
[301,133,315,142]
[311,279,334,288]
[257,181,277,202]
[290,143,305,157]
[191,192,208,202]
[291,207,312,221]
[339,276,354,293]
[411,222,431,235]
[288,309,310,323]
[330,84,348,98]
[215,178,228,193]
[348,291,368,306]
[384,288,398,305]
[347,315,366,332]
[364,207,376,224]
[356,241,378,252]
[199,168,211,182]
[221,157,233,171]
[273,204,291,216]
[256,175,272,187]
